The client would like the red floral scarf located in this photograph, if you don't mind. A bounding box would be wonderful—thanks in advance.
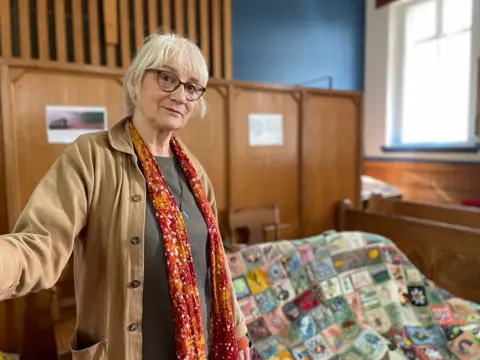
[129,120,238,359]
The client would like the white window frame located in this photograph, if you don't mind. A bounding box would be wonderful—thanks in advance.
[388,0,478,148]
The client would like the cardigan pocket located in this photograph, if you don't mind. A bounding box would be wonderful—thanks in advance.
[69,328,107,360]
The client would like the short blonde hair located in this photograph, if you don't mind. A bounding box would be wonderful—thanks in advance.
[123,33,209,118]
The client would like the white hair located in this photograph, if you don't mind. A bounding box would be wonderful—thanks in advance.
[123,33,209,118]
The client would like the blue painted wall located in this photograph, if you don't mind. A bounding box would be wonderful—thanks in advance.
[231,0,365,91]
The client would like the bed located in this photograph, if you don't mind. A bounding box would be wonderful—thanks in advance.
[228,229,480,359]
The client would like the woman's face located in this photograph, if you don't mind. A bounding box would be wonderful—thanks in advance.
[136,60,204,132]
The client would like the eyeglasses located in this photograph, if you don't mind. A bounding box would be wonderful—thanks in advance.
[146,69,206,101]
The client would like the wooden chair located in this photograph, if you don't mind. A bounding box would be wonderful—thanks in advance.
[228,205,291,245]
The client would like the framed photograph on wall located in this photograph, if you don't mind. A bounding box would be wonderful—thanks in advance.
[45,105,107,144]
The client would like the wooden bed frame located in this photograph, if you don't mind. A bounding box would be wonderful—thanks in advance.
[337,199,480,304]
[367,194,480,229]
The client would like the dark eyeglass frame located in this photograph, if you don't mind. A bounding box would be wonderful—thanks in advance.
[145,68,206,101]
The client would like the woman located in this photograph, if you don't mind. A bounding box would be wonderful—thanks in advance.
[0,33,250,360]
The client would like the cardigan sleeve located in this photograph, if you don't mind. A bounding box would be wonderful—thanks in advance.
[0,136,93,300]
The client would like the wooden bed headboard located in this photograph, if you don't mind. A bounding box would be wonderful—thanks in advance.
[337,199,480,304]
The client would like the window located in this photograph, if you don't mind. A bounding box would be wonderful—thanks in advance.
[391,0,475,147]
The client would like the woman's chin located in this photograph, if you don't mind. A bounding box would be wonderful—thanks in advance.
[152,116,184,131]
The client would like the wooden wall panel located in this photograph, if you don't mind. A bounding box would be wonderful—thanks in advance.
[231,88,300,238]
[303,94,361,236]
[9,69,124,208]
[364,160,480,204]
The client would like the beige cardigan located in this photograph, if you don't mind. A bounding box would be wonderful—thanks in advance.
[0,117,247,360]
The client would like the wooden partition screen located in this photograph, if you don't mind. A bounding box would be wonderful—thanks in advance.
[0,61,362,354]
[0,0,232,79]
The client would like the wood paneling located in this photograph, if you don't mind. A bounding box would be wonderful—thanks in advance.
[0,61,362,354]
[303,94,362,235]
[0,0,233,78]
[363,160,480,204]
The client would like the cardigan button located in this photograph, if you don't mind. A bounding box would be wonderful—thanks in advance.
[128,323,138,332]
[132,194,142,202]
[130,236,140,245]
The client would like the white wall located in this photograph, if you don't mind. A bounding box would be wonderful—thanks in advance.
[363,0,480,162]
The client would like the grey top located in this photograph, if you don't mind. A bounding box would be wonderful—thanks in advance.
[142,155,211,360]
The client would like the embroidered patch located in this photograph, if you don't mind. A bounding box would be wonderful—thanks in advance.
[291,345,313,360]
[247,318,272,342]
[359,286,381,311]
[353,329,388,358]
[408,286,429,307]
[289,268,310,296]
[293,289,321,314]
[387,264,405,282]
[313,258,337,282]
[254,289,278,315]
[227,253,247,277]
[385,303,403,327]
[282,252,303,275]
[233,276,251,299]
[238,296,261,323]
[304,333,333,359]
[364,307,392,333]
[254,337,282,359]
[376,282,396,306]
[322,325,348,353]
[414,308,437,327]
[310,304,335,331]
[339,274,354,295]
[451,332,480,359]
[298,244,315,265]
[320,277,342,299]
[282,301,302,322]
[338,346,364,360]
[271,279,296,306]
[276,323,303,348]
[265,262,288,284]
[263,244,282,264]
[328,296,354,325]
[351,270,373,289]
[242,247,265,270]
[246,268,270,294]
[442,325,463,341]
[405,326,438,346]
[369,264,391,284]
[404,265,423,284]
[263,308,289,335]
[382,245,406,264]
[295,314,317,341]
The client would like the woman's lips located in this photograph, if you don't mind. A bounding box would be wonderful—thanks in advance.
[162,106,183,116]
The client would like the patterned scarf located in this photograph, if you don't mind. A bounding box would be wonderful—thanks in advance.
[129,120,238,359]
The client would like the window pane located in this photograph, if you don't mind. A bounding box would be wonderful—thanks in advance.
[437,32,471,140]
[401,40,438,143]
[406,1,436,43]
[401,31,472,144]
[443,0,473,34]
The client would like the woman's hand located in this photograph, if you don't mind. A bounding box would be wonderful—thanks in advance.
[238,347,251,360]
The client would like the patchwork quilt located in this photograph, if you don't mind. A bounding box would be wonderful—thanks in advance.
[227,230,480,360]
